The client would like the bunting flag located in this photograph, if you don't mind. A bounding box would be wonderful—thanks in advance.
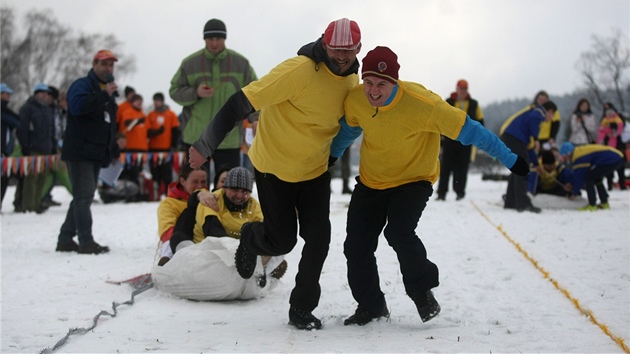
[1,151,189,177]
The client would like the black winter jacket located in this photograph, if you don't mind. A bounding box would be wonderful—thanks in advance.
[62,69,119,167]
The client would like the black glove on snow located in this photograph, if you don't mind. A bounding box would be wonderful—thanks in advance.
[328,156,338,167]
[509,155,530,176]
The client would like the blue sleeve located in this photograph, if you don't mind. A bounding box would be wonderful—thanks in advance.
[67,78,110,118]
[67,79,90,116]
[330,117,362,158]
[558,166,573,185]
[456,115,517,168]
[571,168,586,196]
[1,111,21,128]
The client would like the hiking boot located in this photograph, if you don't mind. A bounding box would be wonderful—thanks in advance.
[157,256,170,266]
[456,194,465,201]
[578,204,598,211]
[436,195,445,201]
[288,306,322,330]
[78,242,110,255]
[56,241,79,252]
[270,260,288,280]
[409,290,441,323]
[235,223,257,279]
[597,203,610,210]
[343,304,390,326]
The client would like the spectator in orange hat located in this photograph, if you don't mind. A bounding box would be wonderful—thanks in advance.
[147,92,180,196]
[56,49,120,254]
[436,79,484,201]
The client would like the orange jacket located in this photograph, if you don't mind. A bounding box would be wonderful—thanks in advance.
[119,107,148,151]
[147,107,180,150]
[116,100,133,126]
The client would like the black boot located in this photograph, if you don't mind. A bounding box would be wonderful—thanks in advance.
[288,306,322,330]
[234,223,258,279]
[409,290,441,322]
[344,303,389,326]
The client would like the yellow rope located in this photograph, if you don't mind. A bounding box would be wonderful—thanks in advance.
[471,201,629,353]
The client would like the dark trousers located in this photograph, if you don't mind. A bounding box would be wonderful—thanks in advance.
[344,178,438,315]
[437,139,472,198]
[501,133,532,209]
[606,145,627,190]
[1,174,9,207]
[150,157,173,195]
[242,169,331,311]
[58,160,100,247]
[585,160,623,205]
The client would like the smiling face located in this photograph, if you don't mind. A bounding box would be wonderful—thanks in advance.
[180,169,208,195]
[224,187,250,206]
[362,76,395,107]
[323,43,361,75]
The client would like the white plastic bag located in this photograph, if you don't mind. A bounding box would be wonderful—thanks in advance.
[152,237,268,301]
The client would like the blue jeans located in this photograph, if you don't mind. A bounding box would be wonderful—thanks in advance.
[57,160,101,247]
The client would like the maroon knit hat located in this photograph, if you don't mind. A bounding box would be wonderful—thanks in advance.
[361,46,399,84]
[324,18,361,50]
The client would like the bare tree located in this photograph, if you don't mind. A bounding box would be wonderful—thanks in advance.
[1,6,136,107]
[576,28,630,112]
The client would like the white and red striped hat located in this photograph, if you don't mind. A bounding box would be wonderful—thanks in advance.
[323,18,361,50]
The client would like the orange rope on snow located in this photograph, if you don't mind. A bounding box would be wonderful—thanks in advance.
[471,201,629,354]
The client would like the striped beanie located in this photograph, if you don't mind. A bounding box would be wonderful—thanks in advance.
[223,167,253,192]
[204,19,227,39]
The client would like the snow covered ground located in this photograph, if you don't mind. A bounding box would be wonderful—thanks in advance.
[1,173,629,353]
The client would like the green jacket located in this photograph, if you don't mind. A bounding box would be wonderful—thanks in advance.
[169,47,257,148]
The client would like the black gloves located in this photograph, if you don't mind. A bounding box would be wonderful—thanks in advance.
[509,155,530,176]
[328,156,338,167]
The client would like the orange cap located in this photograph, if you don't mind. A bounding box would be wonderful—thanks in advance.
[93,49,118,62]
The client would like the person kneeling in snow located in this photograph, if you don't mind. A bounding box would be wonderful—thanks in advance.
[152,167,287,301]
[527,149,573,197]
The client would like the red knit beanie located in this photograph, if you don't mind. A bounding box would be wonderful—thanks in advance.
[361,46,399,84]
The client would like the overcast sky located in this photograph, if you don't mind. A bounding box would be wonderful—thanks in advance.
[4,0,629,110]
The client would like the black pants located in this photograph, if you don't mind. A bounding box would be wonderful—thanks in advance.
[1,174,9,207]
[437,139,472,198]
[501,133,532,209]
[149,153,174,195]
[585,160,623,205]
[344,178,438,315]
[241,169,331,311]
[606,145,627,190]
[58,160,101,246]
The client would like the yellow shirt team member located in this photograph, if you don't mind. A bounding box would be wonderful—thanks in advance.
[330,46,529,327]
